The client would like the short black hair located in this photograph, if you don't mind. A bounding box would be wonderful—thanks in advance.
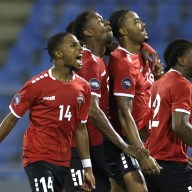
[164,39,192,71]
[66,21,74,33]
[109,10,129,38]
[47,32,70,60]
[73,11,93,41]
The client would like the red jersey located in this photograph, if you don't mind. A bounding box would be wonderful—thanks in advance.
[146,70,192,163]
[75,48,109,146]
[108,46,154,136]
[9,68,91,167]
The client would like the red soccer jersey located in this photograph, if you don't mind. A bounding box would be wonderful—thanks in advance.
[75,48,109,146]
[108,47,154,136]
[146,70,192,163]
[9,69,91,167]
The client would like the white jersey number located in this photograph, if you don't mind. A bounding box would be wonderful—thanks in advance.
[70,169,84,186]
[59,105,72,121]
[34,177,54,192]
[149,94,161,129]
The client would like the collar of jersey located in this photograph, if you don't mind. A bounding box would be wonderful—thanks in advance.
[169,68,190,82]
[118,46,138,56]
[48,68,76,81]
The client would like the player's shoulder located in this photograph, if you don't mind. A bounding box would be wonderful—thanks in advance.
[110,46,128,59]
[83,48,99,64]
[109,47,130,67]
[75,74,90,87]
[24,70,49,87]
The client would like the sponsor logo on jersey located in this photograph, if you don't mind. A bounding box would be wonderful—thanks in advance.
[43,96,55,100]
[89,78,100,90]
[77,94,84,104]
[121,77,132,89]
[13,94,21,106]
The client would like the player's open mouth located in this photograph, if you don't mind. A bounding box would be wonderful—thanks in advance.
[76,53,83,65]
[141,27,147,35]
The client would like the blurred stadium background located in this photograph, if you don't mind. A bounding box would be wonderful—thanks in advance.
[0,0,192,191]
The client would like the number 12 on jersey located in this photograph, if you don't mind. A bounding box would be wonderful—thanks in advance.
[149,94,161,129]
[59,105,72,121]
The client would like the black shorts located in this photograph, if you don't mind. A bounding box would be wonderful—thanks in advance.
[24,161,69,192]
[65,145,110,192]
[103,140,140,184]
[144,160,192,192]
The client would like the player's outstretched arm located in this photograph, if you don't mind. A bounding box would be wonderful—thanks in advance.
[75,122,95,191]
[0,112,19,143]
[88,95,149,159]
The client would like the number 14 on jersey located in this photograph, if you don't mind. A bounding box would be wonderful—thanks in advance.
[59,105,72,121]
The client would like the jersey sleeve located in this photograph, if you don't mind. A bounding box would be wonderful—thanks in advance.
[109,58,137,98]
[9,81,37,118]
[78,83,91,123]
[81,60,101,98]
[172,82,192,114]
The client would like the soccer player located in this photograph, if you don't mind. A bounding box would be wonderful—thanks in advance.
[106,10,163,192]
[64,11,149,192]
[145,39,192,192]
[0,32,95,192]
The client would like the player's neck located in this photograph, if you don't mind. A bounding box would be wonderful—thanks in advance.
[84,41,105,57]
[120,40,140,54]
[51,66,73,82]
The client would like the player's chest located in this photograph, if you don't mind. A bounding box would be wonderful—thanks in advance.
[38,84,86,107]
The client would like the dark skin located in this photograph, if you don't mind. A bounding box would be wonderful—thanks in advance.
[111,11,163,192]
[171,50,192,147]
[0,34,95,192]
[81,11,149,160]
[115,10,162,169]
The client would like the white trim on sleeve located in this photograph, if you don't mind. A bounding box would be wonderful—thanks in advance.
[114,92,134,98]
[9,105,21,118]
[175,108,191,115]
[81,120,87,123]
[91,92,101,98]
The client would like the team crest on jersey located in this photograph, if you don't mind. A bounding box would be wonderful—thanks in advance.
[12,94,21,106]
[89,78,100,90]
[121,77,132,89]
[77,94,84,104]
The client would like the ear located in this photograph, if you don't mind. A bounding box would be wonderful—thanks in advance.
[54,50,63,59]
[177,57,185,67]
[119,27,127,36]
[83,29,93,37]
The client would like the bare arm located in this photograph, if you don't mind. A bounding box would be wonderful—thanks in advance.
[88,95,148,159]
[172,111,192,146]
[89,95,128,150]
[0,112,19,143]
[75,122,91,160]
[115,96,144,147]
[74,122,95,191]
[115,96,163,174]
